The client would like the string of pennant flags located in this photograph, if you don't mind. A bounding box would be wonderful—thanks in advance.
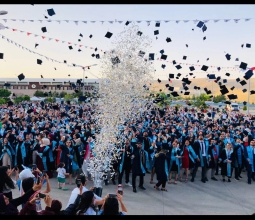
[0,17,255,25]
[2,26,241,71]
[0,33,100,79]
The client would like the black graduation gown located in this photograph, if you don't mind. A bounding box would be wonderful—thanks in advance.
[219,149,234,177]
[155,152,169,182]
[131,146,146,176]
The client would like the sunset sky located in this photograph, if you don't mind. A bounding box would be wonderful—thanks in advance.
[0,4,255,81]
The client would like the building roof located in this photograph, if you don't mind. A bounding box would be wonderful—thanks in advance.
[0,78,99,83]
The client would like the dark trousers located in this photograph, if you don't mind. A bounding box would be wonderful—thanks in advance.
[192,156,207,180]
[215,160,219,174]
[234,164,243,178]
[118,166,131,184]
[246,164,255,183]
[132,173,144,189]
[156,180,166,188]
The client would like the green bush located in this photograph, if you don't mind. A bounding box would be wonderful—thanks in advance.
[243,105,247,110]
[0,98,6,105]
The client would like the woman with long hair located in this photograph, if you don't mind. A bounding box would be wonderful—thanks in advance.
[0,138,15,168]
[0,166,19,200]
[76,191,96,215]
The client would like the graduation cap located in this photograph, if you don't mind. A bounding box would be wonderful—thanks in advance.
[0,53,3,59]
[91,53,95,57]
[96,54,100,59]
[57,85,61,89]
[203,36,206,40]
[250,90,255,95]
[183,56,187,60]
[149,53,154,60]
[184,86,189,91]
[225,73,230,77]
[74,89,79,93]
[157,78,161,83]
[111,56,120,65]
[230,86,235,90]
[4,83,10,87]
[18,73,25,81]
[41,27,47,33]
[223,79,227,83]
[182,78,191,85]
[42,85,47,89]
[172,60,176,65]
[235,58,239,61]
[165,84,169,88]
[35,43,39,49]
[208,74,216,79]
[64,60,67,63]
[161,54,167,60]
[161,64,166,69]
[155,22,160,27]
[166,37,171,43]
[69,46,73,50]
[186,44,188,47]
[236,78,240,82]
[242,89,247,93]
[201,65,208,71]
[202,25,207,32]
[154,30,159,35]
[244,69,253,80]
[228,94,238,100]
[137,31,143,36]
[125,21,130,26]
[243,101,247,106]
[47,8,55,16]
[246,43,251,48]
[189,73,193,76]
[197,21,204,28]
[240,80,247,86]
[41,75,43,78]
[89,34,93,38]
[168,86,174,91]
[194,86,197,90]
[169,74,174,78]
[159,49,164,54]
[78,96,86,102]
[189,66,195,71]
[218,82,222,86]
[216,76,221,81]
[105,32,113,38]
[79,33,83,37]
[177,73,182,77]
[78,39,81,42]
[206,58,209,61]
[78,49,82,52]
[171,92,179,97]
[175,65,182,70]
[217,67,221,71]
[224,101,231,105]
[37,59,42,65]
[138,51,145,57]
[239,62,247,70]
[225,53,231,60]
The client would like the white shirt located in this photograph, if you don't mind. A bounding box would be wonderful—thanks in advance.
[66,186,102,208]
[77,207,96,215]
[200,141,206,156]
[57,168,66,178]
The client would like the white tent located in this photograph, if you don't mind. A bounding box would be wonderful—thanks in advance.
[30,96,42,101]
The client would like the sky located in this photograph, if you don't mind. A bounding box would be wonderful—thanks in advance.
[0,4,255,81]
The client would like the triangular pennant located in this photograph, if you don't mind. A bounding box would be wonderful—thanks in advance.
[11,19,16,21]
[56,20,61,24]
[3,19,7,22]
[245,18,251,22]
[224,19,230,22]
[20,19,25,23]
[183,20,189,23]
[27,32,32,36]
[176,20,180,23]
[118,21,123,24]
[42,36,46,39]
[108,21,114,23]
[203,20,209,23]
[164,20,170,23]
[62,41,65,43]
[214,19,220,22]
[34,34,38,37]
[68,42,71,44]
[65,20,69,23]
[90,21,96,23]
[55,39,59,42]
[48,38,52,41]
[38,20,43,23]
[79,45,83,47]
[82,21,87,24]
[47,20,52,22]
[136,21,142,23]
[101,21,104,24]
[28,20,34,22]
[234,19,240,23]
[146,21,150,26]
[74,21,79,25]
[12,28,17,31]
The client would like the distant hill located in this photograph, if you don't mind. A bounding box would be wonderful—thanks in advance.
[150,78,255,102]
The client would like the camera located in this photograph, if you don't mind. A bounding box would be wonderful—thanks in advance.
[38,193,46,199]
[76,178,82,187]
[117,184,123,195]
[109,194,117,198]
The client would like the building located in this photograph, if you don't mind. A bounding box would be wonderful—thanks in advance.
[0,78,99,96]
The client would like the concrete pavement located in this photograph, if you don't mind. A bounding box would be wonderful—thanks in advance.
[12,168,255,215]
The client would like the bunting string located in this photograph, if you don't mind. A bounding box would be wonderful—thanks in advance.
[0,17,254,25]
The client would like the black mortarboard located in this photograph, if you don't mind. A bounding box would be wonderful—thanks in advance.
[105,32,113,38]
[203,36,206,40]
[47,8,55,16]
[246,43,251,48]
[89,34,93,38]
[183,56,187,60]
[149,53,154,60]
[57,85,61,89]
[197,87,200,90]
[220,87,229,95]
[194,86,197,89]
[35,43,39,48]
[235,58,239,61]
[79,33,83,37]
[175,65,182,70]
[186,44,188,47]
[169,74,174,78]
[159,49,164,54]
[69,46,73,50]
[236,78,240,82]
[18,73,25,81]
[184,91,190,95]
[161,64,166,69]
[202,25,207,32]
[173,60,176,65]
[91,53,95,57]
[155,22,160,27]
[244,69,253,80]
[177,73,181,77]
[161,54,167,60]
[225,53,231,60]
[230,86,235,90]
[96,54,100,59]
[250,90,255,95]
[208,74,216,79]
[240,80,247,86]
[41,75,43,78]
[27,109,33,114]
[184,86,189,91]
[189,73,193,76]
[218,82,222,86]
[225,73,230,77]
[37,59,42,65]
[239,62,247,70]
[137,31,143,36]
[165,84,169,88]
[171,92,179,97]
[43,85,47,89]
[4,83,10,87]
[216,76,221,81]
[78,39,81,42]
[242,89,247,93]
[154,30,159,35]
[74,89,79,93]
[168,86,174,91]
[166,37,171,43]
[41,27,47,33]
[201,65,208,71]
[189,66,195,71]
[241,44,244,48]
[0,53,3,59]
[111,56,120,65]
[197,21,204,28]
[223,79,227,83]
[78,49,82,52]
[157,78,161,83]
[125,21,130,26]
[206,90,212,94]
[243,101,247,105]
[64,60,67,63]
[228,94,238,100]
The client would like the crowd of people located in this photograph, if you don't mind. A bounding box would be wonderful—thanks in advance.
[0,100,255,215]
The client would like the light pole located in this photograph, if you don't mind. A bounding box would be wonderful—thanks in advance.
[82,64,97,96]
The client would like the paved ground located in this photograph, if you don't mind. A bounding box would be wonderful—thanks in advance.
[12,169,255,215]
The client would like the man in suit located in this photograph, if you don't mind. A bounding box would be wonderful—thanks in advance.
[191,135,211,183]
[131,141,148,193]
[243,140,255,184]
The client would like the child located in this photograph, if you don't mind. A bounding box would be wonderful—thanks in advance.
[56,162,69,191]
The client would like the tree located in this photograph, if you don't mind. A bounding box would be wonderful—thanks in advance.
[34,90,45,97]
[243,105,247,110]
[64,94,73,101]
[0,88,11,98]
[197,93,211,102]
[72,90,83,98]
[0,98,6,105]
[14,96,24,104]
[23,95,30,101]
[213,94,226,103]
[60,91,67,98]
[154,91,171,108]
